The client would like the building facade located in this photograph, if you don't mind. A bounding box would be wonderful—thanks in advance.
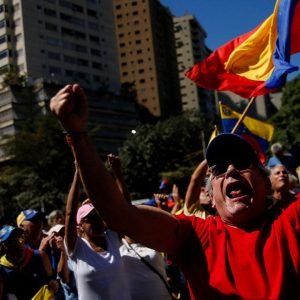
[0,81,139,160]
[0,0,120,92]
[174,15,215,117]
[113,0,182,117]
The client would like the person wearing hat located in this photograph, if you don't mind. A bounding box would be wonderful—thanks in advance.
[16,209,45,249]
[50,84,300,299]
[64,167,130,300]
[267,142,297,176]
[0,225,54,299]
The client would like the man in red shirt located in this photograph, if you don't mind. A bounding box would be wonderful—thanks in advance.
[50,84,300,299]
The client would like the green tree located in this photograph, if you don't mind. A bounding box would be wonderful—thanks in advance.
[0,115,74,222]
[270,76,300,155]
[119,111,213,198]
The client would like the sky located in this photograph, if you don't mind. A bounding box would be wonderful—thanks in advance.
[160,0,300,78]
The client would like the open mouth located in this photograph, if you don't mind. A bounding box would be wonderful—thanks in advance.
[226,181,252,201]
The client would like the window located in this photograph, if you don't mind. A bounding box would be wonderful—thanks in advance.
[77,58,88,66]
[92,62,102,70]
[88,22,98,30]
[64,55,76,64]
[48,51,60,60]
[93,75,101,82]
[87,9,97,18]
[89,35,99,43]
[65,69,74,76]
[90,48,101,57]
[44,8,56,17]
[45,22,57,32]
[47,37,60,46]
[49,66,61,74]
[0,34,9,44]
[0,49,8,60]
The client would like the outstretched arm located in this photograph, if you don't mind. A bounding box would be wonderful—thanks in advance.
[107,154,131,204]
[185,159,208,213]
[50,84,178,253]
[64,167,81,254]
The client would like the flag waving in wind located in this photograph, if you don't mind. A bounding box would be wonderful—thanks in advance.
[186,0,300,99]
[219,103,274,164]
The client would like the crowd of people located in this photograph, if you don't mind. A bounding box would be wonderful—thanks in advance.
[0,83,299,299]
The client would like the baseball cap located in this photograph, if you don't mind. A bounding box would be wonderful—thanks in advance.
[206,133,259,169]
[46,224,65,236]
[76,202,95,225]
[16,209,44,227]
[0,225,23,243]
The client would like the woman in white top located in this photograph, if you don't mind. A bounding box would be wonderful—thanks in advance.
[120,236,172,300]
[64,168,131,300]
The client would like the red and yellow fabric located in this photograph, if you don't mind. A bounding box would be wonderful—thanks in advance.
[186,0,300,99]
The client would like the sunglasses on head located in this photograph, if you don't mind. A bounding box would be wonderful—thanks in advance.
[210,158,253,178]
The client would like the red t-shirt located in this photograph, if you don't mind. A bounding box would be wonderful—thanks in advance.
[173,198,300,299]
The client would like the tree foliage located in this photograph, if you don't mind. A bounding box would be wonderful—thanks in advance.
[119,111,213,198]
[270,76,300,163]
[0,115,74,223]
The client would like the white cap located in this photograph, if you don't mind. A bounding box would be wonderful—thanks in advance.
[47,224,64,235]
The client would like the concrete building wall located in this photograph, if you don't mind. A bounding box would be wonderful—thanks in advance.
[174,15,215,117]
[1,0,120,92]
[113,0,181,117]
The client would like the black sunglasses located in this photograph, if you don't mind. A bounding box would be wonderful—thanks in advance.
[210,158,253,178]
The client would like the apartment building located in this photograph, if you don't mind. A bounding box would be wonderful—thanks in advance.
[0,0,120,91]
[174,15,215,116]
[113,0,182,117]
[0,0,141,158]
[0,81,139,160]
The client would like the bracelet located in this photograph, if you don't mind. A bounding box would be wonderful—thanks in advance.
[63,131,88,145]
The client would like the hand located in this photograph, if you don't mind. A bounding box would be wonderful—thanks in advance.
[107,154,122,175]
[54,236,65,252]
[50,84,88,132]
[39,234,53,252]
[153,193,168,204]
[171,184,181,205]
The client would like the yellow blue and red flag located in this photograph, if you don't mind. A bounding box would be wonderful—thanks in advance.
[219,103,274,164]
[186,0,300,99]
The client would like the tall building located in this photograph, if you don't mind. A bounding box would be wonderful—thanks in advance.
[0,81,139,160]
[174,15,215,116]
[113,0,182,117]
[0,0,120,92]
[0,0,141,159]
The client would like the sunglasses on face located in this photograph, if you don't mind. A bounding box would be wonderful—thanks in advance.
[210,159,253,178]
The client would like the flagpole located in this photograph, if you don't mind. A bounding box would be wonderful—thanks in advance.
[231,97,256,133]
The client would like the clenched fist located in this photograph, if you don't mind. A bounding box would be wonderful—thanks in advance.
[50,84,88,132]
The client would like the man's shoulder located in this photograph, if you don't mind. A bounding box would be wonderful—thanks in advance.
[175,213,218,232]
